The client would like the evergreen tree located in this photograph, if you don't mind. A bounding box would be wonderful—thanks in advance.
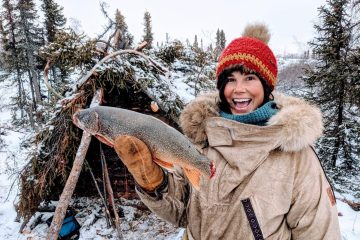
[41,0,67,85]
[214,28,226,59]
[304,0,359,173]
[1,0,26,119]
[113,9,133,49]
[0,19,8,69]
[215,28,226,49]
[41,0,66,42]
[350,0,360,108]
[141,10,153,49]
[215,28,220,47]
[193,34,199,49]
[17,0,43,107]
[220,30,226,49]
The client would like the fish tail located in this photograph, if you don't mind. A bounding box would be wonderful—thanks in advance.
[197,157,216,178]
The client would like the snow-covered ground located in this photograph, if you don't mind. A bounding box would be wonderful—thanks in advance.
[0,70,359,239]
[0,77,183,239]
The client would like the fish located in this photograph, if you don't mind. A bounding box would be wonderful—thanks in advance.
[72,106,215,189]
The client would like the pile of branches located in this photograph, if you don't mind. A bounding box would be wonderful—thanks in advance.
[17,30,177,222]
[17,27,217,224]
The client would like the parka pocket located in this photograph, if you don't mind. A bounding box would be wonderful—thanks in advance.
[241,197,265,240]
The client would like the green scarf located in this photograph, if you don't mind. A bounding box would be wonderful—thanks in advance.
[219,101,278,126]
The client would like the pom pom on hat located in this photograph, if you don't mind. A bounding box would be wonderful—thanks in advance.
[242,23,271,44]
[216,23,277,90]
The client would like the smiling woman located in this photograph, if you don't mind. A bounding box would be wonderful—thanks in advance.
[127,23,343,240]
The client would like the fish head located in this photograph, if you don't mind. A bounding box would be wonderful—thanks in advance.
[72,108,100,135]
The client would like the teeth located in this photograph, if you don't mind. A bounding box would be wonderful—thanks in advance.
[233,98,250,103]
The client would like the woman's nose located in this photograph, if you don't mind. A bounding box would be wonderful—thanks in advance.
[234,81,245,93]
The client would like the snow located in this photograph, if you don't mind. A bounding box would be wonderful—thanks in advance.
[1,56,360,239]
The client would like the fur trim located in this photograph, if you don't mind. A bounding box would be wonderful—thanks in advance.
[268,92,323,151]
[180,91,323,152]
[179,92,220,145]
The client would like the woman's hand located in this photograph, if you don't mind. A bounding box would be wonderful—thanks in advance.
[114,135,164,191]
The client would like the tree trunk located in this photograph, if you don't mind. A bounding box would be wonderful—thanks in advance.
[27,69,37,110]
[16,71,25,118]
[331,78,345,167]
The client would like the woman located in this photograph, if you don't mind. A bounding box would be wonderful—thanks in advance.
[114,24,341,239]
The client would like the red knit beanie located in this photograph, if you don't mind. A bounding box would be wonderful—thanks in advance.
[215,24,277,90]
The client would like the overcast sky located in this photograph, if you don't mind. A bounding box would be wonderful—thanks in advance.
[57,0,327,55]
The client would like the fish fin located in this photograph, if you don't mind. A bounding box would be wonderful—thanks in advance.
[183,167,201,190]
[95,134,114,147]
[153,158,174,170]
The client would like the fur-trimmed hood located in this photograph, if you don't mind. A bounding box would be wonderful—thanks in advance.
[179,91,323,152]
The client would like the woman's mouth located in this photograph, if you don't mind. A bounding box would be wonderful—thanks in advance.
[233,98,251,108]
[233,98,252,109]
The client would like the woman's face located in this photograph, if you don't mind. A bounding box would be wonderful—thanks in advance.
[224,71,264,115]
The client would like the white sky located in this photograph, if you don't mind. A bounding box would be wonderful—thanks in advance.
[57,0,326,55]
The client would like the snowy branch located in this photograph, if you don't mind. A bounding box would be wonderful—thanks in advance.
[76,49,167,91]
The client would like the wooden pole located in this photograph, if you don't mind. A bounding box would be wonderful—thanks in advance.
[100,145,124,239]
[46,89,103,240]
[85,159,112,227]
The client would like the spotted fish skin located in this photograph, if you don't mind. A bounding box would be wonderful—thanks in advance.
[72,106,214,180]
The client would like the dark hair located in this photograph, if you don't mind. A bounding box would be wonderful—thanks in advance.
[217,65,273,113]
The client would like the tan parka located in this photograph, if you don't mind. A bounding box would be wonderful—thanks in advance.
[136,92,341,240]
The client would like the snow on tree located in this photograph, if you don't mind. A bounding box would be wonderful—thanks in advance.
[41,0,66,43]
[17,0,44,110]
[304,0,360,192]
[1,0,29,123]
[41,0,68,87]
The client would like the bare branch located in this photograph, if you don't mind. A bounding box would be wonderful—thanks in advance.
[44,60,64,100]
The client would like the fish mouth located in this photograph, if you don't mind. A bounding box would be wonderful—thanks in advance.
[95,134,114,147]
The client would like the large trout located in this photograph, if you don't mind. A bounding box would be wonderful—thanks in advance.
[72,106,215,189]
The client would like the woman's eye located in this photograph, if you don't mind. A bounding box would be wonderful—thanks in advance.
[227,78,236,82]
[246,75,255,81]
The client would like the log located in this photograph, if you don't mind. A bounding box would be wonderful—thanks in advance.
[135,41,148,51]
[46,89,103,240]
